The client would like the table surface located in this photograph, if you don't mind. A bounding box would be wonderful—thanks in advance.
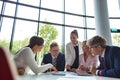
[19,71,120,80]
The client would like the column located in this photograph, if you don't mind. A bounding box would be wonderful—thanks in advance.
[119,0,120,9]
[94,0,112,45]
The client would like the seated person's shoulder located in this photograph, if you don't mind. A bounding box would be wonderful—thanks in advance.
[15,47,34,58]
[59,52,65,55]
[66,42,71,46]
[43,53,51,57]
[19,47,31,53]
[59,53,65,59]
[79,53,84,57]
[23,47,31,51]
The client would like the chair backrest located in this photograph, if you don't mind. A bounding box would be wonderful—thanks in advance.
[0,46,18,80]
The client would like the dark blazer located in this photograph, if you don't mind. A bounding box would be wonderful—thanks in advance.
[41,52,65,71]
[98,46,120,78]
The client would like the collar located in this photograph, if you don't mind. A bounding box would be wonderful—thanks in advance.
[101,49,105,57]
[52,55,57,59]
[73,43,79,47]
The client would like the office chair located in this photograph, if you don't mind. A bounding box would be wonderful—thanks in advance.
[0,46,18,80]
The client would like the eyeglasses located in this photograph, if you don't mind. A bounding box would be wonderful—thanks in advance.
[52,49,59,52]
[89,45,98,49]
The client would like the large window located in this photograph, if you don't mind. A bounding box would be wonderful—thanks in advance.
[40,10,63,24]
[107,0,120,46]
[0,0,120,55]
[65,14,84,27]
[65,0,83,14]
[0,17,14,48]
[41,0,63,11]
[107,0,120,17]
[4,2,16,16]
[17,5,39,20]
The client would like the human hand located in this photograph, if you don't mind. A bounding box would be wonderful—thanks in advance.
[80,65,87,71]
[70,68,76,72]
[65,64,71,70]
[50,66,58,72]
[89,66,97,75]
[17,67,25,75]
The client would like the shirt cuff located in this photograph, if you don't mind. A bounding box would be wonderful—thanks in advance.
[96,70,99,75]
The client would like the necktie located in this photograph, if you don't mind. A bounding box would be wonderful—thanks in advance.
[99,56,107,69]
[52,57,57,67]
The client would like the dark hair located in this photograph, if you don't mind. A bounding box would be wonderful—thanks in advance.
[50,42,58,48]
[71,29,78,38]
[15,36,44,55]
[87,35,107,48]
[27,36,44,48]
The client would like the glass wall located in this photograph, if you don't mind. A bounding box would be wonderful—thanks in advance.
[0,0,120,55]
[107,0,120,46]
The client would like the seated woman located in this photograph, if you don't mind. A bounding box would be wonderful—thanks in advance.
[71,40,98,73]
[14,36,57,75]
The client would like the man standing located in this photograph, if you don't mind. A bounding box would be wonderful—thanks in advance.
[41,42,65,71]
[87,35,120,78]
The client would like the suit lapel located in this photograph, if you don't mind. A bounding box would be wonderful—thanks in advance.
[104,46,111,69]
[49,54,52,63]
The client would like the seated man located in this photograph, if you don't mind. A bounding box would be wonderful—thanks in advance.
[41,42,65,71]
[87,35,120,78]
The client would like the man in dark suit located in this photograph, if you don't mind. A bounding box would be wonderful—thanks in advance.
[87,35,120,78]
[41,42,65,71]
